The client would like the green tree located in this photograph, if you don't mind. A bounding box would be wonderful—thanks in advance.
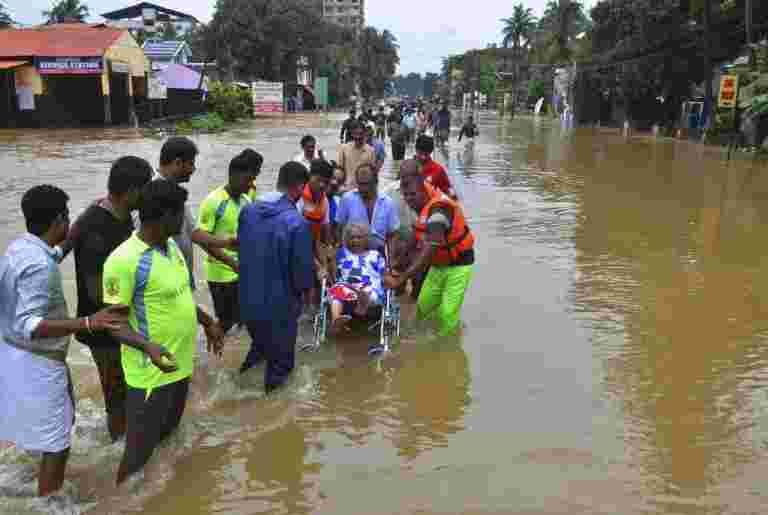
[42,0,90,23]
[198,0,332,80]
[0,2,12,26]
[479,62,497,100]
[500,4,537,51]
[355,27,400,98]
[535,0,590,61]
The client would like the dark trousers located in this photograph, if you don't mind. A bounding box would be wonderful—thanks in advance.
[120,378,189,480]
[243,318,298,392]
[208,281,240,333]
[392,142,406,161]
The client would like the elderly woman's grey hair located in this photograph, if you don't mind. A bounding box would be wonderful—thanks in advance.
[343,223,370,244]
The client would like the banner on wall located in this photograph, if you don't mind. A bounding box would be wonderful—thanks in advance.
[252,81,284,113]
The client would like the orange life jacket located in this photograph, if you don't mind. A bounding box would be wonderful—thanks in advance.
[413,192,474,266]
[302,184,328,241]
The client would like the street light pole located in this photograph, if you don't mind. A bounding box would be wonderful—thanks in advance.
[746,0,753,46]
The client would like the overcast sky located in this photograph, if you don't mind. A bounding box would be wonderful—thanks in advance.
[8,0,595,74]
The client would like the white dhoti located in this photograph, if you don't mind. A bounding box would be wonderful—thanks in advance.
[0,343,73,453]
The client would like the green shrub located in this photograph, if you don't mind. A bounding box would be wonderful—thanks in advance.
[176,113,226,132]
[205,81,252,122]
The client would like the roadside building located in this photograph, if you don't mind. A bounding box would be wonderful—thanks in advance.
[101,2,199,37]
[321,0,364,30]
[142,39,192,72]
[0,23,149,127]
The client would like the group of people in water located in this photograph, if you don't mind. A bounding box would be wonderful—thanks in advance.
[0,106,477,498]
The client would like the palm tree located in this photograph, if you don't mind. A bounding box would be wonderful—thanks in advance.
[0,2,13,26]
[42,0,90,23]
[501,4,537,51]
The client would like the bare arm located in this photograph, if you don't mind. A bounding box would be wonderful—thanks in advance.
[192,229,238,271]
[192,228,237,250]
[33,304,128,339]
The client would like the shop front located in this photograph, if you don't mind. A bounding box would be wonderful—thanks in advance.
[0,24,149,127]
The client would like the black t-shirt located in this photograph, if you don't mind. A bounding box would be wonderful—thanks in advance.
[74,202,135,346]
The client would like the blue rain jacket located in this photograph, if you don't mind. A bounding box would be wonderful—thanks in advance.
[238,192,315,323]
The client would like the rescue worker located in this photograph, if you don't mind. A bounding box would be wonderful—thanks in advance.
[384,173,475,336]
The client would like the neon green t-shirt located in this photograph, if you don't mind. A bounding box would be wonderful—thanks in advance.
[103,233,198,390]
[197,186,250,283]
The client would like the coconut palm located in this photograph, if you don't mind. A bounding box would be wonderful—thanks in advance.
[500,4,537,51]
[42,0,90,23]
[0,2,13,26]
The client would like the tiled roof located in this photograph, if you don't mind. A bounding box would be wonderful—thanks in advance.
[0,24,124,58]
[142,40,186,59]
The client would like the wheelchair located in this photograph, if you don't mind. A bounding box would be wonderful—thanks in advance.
[300,278,401,357]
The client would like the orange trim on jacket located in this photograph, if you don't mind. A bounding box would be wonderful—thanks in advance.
[302,184,329,242]
[413,192,474,266]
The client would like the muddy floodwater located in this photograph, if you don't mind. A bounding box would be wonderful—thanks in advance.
[3,113,768,514]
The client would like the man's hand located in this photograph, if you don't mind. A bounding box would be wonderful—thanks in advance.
[204,322,225,357]
[146,342,178,373]
[90,304,130,332]
[223,256,239,274]
[383,271,404,290]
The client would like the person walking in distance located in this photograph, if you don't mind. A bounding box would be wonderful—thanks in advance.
[340,109,357,144]
[0,185,127,496]
[68,156,153,443]
[338,121,375,190]
[237,162,315,392]
[193,150,261,337]
[103,180,224,484]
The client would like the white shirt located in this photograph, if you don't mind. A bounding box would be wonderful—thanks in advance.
[293,149,322,170]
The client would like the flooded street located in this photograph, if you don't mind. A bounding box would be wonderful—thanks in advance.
[4,113,768,514]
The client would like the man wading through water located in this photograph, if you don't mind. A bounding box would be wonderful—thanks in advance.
[384,173,476,336]
[62,157,153,443]
[238,162,315,392]
[193,150,262,339]
[103,180,224,484]
[0,185,127,496]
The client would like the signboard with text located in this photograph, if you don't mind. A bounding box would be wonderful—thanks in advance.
[718,74,739,108]
[148,77,167,99]
[36,57,103,75]
[252,81,284,113]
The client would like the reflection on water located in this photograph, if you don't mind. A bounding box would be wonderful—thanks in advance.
[4,114,768,513]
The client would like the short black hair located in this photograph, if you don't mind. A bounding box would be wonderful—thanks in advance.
[277,161,309,190]
[350,121,365,132]
[309,159,333,179]
[240,148,263,173]
[415,135,435,154]
[108,156,153,195]
[300,135,316,148]
[159,137,198,166]
[138,179,188,224]
[229,150,260,176]
[21,185,69,236]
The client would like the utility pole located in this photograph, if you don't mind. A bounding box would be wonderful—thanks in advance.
[746,0,753,46]
[703,0,713,135]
